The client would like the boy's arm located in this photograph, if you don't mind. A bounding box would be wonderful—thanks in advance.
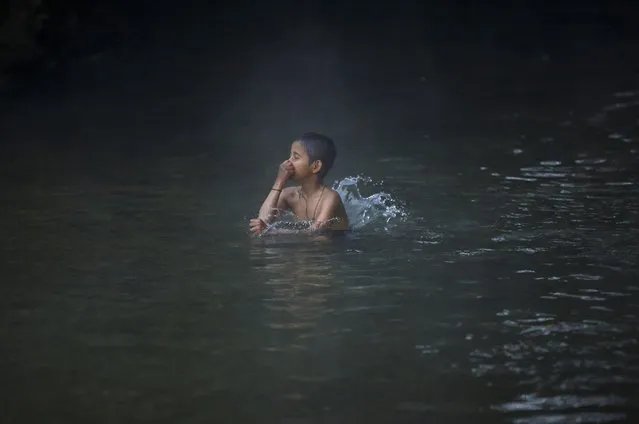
[258,186,291,223]
[257,160,295,223]
[308,191,344,232]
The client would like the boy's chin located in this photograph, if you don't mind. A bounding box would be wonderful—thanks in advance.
[292,174,314,182]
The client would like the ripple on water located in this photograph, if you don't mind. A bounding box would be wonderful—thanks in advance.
[496,393,627,412]
[511,413,628,424]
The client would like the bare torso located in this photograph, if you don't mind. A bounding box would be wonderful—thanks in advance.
[283,186,350,230]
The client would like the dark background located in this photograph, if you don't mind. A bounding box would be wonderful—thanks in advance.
[2,0,638,160]
[2,0,638,96]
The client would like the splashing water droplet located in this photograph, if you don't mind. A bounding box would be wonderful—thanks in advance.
[332,175,408,232]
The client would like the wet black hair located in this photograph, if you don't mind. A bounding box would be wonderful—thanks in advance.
[297,132,336,179]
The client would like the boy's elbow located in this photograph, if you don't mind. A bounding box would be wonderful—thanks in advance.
[260,208,280,222]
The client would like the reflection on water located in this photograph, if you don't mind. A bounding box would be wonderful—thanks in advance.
[250,240,344,392]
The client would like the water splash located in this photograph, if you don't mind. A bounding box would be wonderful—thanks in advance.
[332,175,408,231]
[260,215,340,235]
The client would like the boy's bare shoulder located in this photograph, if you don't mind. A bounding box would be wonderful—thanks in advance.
[324,188,348,217]
[281,186,298,205]
[282,186,297,197]
[324,187,349,229]
[325,187,344,203]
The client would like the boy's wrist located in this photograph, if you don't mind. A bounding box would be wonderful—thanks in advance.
[272,180,285,190]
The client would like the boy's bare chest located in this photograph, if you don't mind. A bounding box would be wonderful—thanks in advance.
[288,192,323,220]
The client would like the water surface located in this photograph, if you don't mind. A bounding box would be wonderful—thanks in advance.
[2,32,639,424]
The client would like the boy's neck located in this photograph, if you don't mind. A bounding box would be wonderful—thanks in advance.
[299,177,324,197]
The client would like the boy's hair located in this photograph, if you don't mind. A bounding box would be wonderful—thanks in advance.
[298,132,336,179]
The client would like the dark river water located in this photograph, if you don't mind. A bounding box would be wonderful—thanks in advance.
[1,19,639,423]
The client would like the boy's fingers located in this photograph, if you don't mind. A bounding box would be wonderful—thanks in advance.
[249,219,267,234]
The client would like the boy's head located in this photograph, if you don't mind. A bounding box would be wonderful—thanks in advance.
[290,132,336,180]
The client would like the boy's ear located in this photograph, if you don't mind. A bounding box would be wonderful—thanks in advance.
[311,159,323,174]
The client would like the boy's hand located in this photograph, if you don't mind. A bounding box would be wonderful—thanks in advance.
[276,160,295,183]
[249,218,268,235]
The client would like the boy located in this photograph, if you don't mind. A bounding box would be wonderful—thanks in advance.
[249,132,349,235]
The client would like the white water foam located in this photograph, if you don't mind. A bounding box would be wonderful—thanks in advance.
[332,175,408,231]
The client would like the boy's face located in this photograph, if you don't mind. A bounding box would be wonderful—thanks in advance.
[289,141,321,181]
